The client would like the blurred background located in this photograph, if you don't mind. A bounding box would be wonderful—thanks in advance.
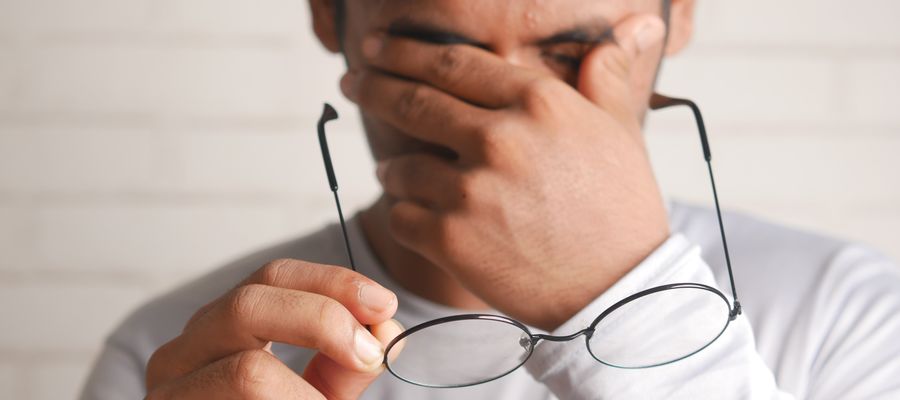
[0,0,898,398]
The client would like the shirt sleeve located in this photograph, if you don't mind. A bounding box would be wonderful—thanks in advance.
[800,245,900,399]
[524,233,794,399]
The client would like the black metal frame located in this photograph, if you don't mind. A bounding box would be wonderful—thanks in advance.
[384,313,536,388]
[315,92,742,388]
[380,282,732,388]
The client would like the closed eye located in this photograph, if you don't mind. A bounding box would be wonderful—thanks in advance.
[540,41,595,80]
[542,50,586,70]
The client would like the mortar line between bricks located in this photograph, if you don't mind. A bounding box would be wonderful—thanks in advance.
[0,349,99,363]
[0,192,325,205]
[27,31,305,50]
[0,269,152,285]
[0,112,897,136]
[687,43,900,59]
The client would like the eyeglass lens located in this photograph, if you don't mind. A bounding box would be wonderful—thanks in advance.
[386,317,534,388]
[587,285,730,368]
[386,286,730,387]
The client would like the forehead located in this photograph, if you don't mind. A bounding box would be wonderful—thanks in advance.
[357,0,661,42]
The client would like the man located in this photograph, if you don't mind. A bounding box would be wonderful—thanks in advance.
[80,0,900,399]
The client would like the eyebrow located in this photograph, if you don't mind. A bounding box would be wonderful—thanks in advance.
[387,18,490,49]
[386,17,615,50]
[535,24,615,46]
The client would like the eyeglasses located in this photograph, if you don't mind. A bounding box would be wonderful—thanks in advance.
[315,93,742,388]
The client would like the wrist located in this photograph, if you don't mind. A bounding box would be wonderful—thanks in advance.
[535,225,671,331]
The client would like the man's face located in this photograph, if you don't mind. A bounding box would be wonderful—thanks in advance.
[319,0,686,161]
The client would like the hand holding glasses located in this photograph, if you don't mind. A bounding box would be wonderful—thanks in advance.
[315,94,741,388]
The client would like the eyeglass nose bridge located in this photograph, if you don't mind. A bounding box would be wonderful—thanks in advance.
[531,328,595,345]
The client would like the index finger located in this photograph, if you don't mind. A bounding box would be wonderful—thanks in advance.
[242,259,398,323]
[150,283,390,386]
[188,259,398,328]
[361,33,540,108]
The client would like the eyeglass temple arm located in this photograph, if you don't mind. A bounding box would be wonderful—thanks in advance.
[650,93,742,320]
[317,98,742,316]
[317,103,357,272]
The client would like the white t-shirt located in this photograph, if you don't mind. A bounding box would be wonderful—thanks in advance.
[79,202,900,399]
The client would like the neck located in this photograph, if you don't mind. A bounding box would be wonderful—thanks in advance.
[359,196,491,311]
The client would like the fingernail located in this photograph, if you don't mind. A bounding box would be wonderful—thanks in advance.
[362,34,384,59]
[375,160,389,185]
[354,328,384,368]
[635,18,665,53]
[359,283,396,312]
[340,71,357,101]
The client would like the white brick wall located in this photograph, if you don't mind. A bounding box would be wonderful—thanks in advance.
[0,129,158,193]
[0,0,152,33]
[655,54,840,125]
[693,0,900,47]
[0,48,14,110]
[847,58,900,124]
[155,0,306,37]
[0,1,898,399]
[18,45,161,115]
[28,202,357,285]
[0,205,30,269]
[30,362,93,400]
[0,363,19,399]
[0,284,148,350]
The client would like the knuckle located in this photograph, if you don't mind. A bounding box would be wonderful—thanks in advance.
[227,284,266,327]
[475,128,512,163]
[146,340,175,377]
[431,46,465,84]
[387,202,427,241]
[256,258,292,286]
[228,350,274,397]
[355,70,375,104]
[326,265,363,294]
[397,84,430,121]
[314,297,349,331]
[145,343,179,391]
[312,298,356,354]
[520,77,562,112]
[387,203,450,257]
[430,217,457,258]
[185,301,215,328]
[342,269,366,291]
[396,157,423,185]
[477,117,517,138]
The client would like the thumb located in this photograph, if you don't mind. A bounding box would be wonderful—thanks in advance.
[303,319,405,400]
[577,14,666,125]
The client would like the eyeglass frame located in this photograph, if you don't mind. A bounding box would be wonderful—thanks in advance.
[315,92,743,388]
